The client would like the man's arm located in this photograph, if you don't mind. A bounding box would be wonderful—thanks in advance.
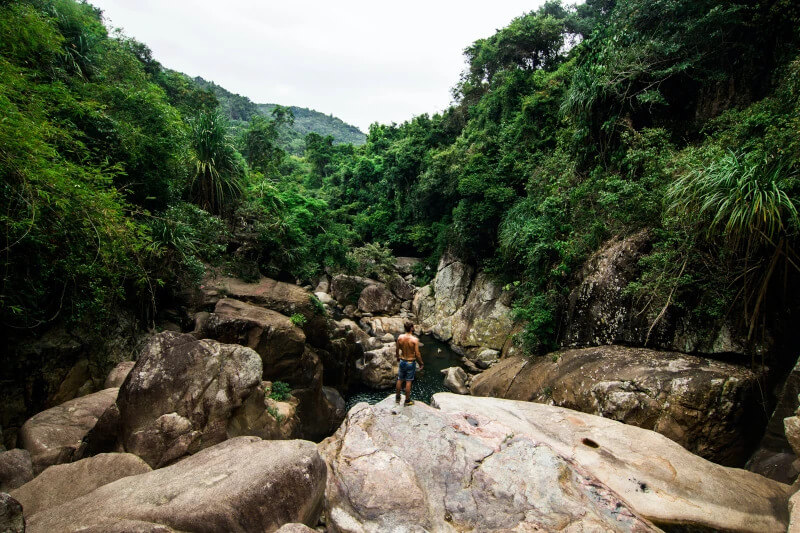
[415,340,423,368]
[396,339,401,361]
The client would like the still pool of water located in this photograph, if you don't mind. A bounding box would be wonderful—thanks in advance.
[345,334,464,410]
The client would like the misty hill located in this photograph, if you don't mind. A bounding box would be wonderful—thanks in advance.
[192,76,365,154]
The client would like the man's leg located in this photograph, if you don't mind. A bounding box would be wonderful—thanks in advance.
[396,378,403,403]
[405,379,412,403]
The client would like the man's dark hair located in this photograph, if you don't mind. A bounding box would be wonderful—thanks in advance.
[404,321,414,332]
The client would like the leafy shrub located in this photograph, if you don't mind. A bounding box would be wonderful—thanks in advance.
[267,381,292,402]
[289,313,307,327]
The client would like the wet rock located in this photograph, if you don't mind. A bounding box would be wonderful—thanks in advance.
[0,493,24,533]
[357,284,401,315]
[204,298,307,383]
[0,450,32,492]
[26,437,326,533]
[320,397,662,532]
[442,367,469,395]
[103,361,135,389]
[471,346,761,465]
[117,332,263,468]
[19,388,119,474]
[11,453,151,517]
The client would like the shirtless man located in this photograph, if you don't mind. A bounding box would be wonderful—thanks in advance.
[395,321,424,406]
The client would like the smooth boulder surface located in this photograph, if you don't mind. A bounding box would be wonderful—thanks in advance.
[357,284,401,315]
[117,332,263,468]
[19,388,118,474]
[11,453,151,517]
[471,346,760,465]
[320,397,657,532]
[204,298,307,383]
[103,361,135,388]
[26,437,326,533]
[0,449,32,492]
[431,394,789,532]
[0,493,24,533]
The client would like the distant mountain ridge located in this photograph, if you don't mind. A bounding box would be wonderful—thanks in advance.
[192,76,366,154]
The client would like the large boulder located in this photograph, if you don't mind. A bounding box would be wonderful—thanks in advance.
[359,316,406,338]
[357,284,401,315]
[430,394,791,532]
[19,388,118,474]
[10,453,151,517]
[393,257,420,275]
[320,395,789,532]
[204,298,308,383]
[228,382,302,441]
[386,274,415,301]
[198,275,328,347]
[470,347,761,465]
[0,493,24,533]
[0,450,32,492]
[116,332,264,468]
[330,275,377,306]
[356,344,398,389]
[26,437,326,533]
[442,367,469,395]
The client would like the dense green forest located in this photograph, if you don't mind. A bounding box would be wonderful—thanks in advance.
[2,0,799,359]
[192,76,366,154]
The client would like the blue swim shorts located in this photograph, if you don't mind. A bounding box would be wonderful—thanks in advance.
[397,360,416,381]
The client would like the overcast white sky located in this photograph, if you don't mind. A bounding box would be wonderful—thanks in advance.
[89,0,545,131]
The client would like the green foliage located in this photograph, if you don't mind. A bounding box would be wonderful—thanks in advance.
[289,313,307,327]
[309,294,326,316]
[344,242,396,280]
[267,381,292,402]
[189,109,246,216]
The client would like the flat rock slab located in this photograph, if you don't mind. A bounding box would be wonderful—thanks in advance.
[433,393,791,533]
[471,346,761,465]
[26,437,326,533]
[320,397,658,532]
[19,388,119,474]
[11,453,151,517]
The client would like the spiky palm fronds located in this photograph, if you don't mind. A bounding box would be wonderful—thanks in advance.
[189,110,244,215]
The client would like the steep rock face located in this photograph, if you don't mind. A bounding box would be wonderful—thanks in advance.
[562,230,759,355]
[204,298,307,383]
[470,347,761,465]
[11,453,151,517]
[19,388,119,474]
[748,357,800,483]
[413,254,515,357]
[26,437,326,533]
[320,395,790,532]
[430,394,791,533]
[116,332,263,468]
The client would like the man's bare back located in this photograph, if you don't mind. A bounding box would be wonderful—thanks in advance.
[396,333,422,363]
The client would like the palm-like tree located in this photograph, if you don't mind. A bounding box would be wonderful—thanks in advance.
[189,110,244,216]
